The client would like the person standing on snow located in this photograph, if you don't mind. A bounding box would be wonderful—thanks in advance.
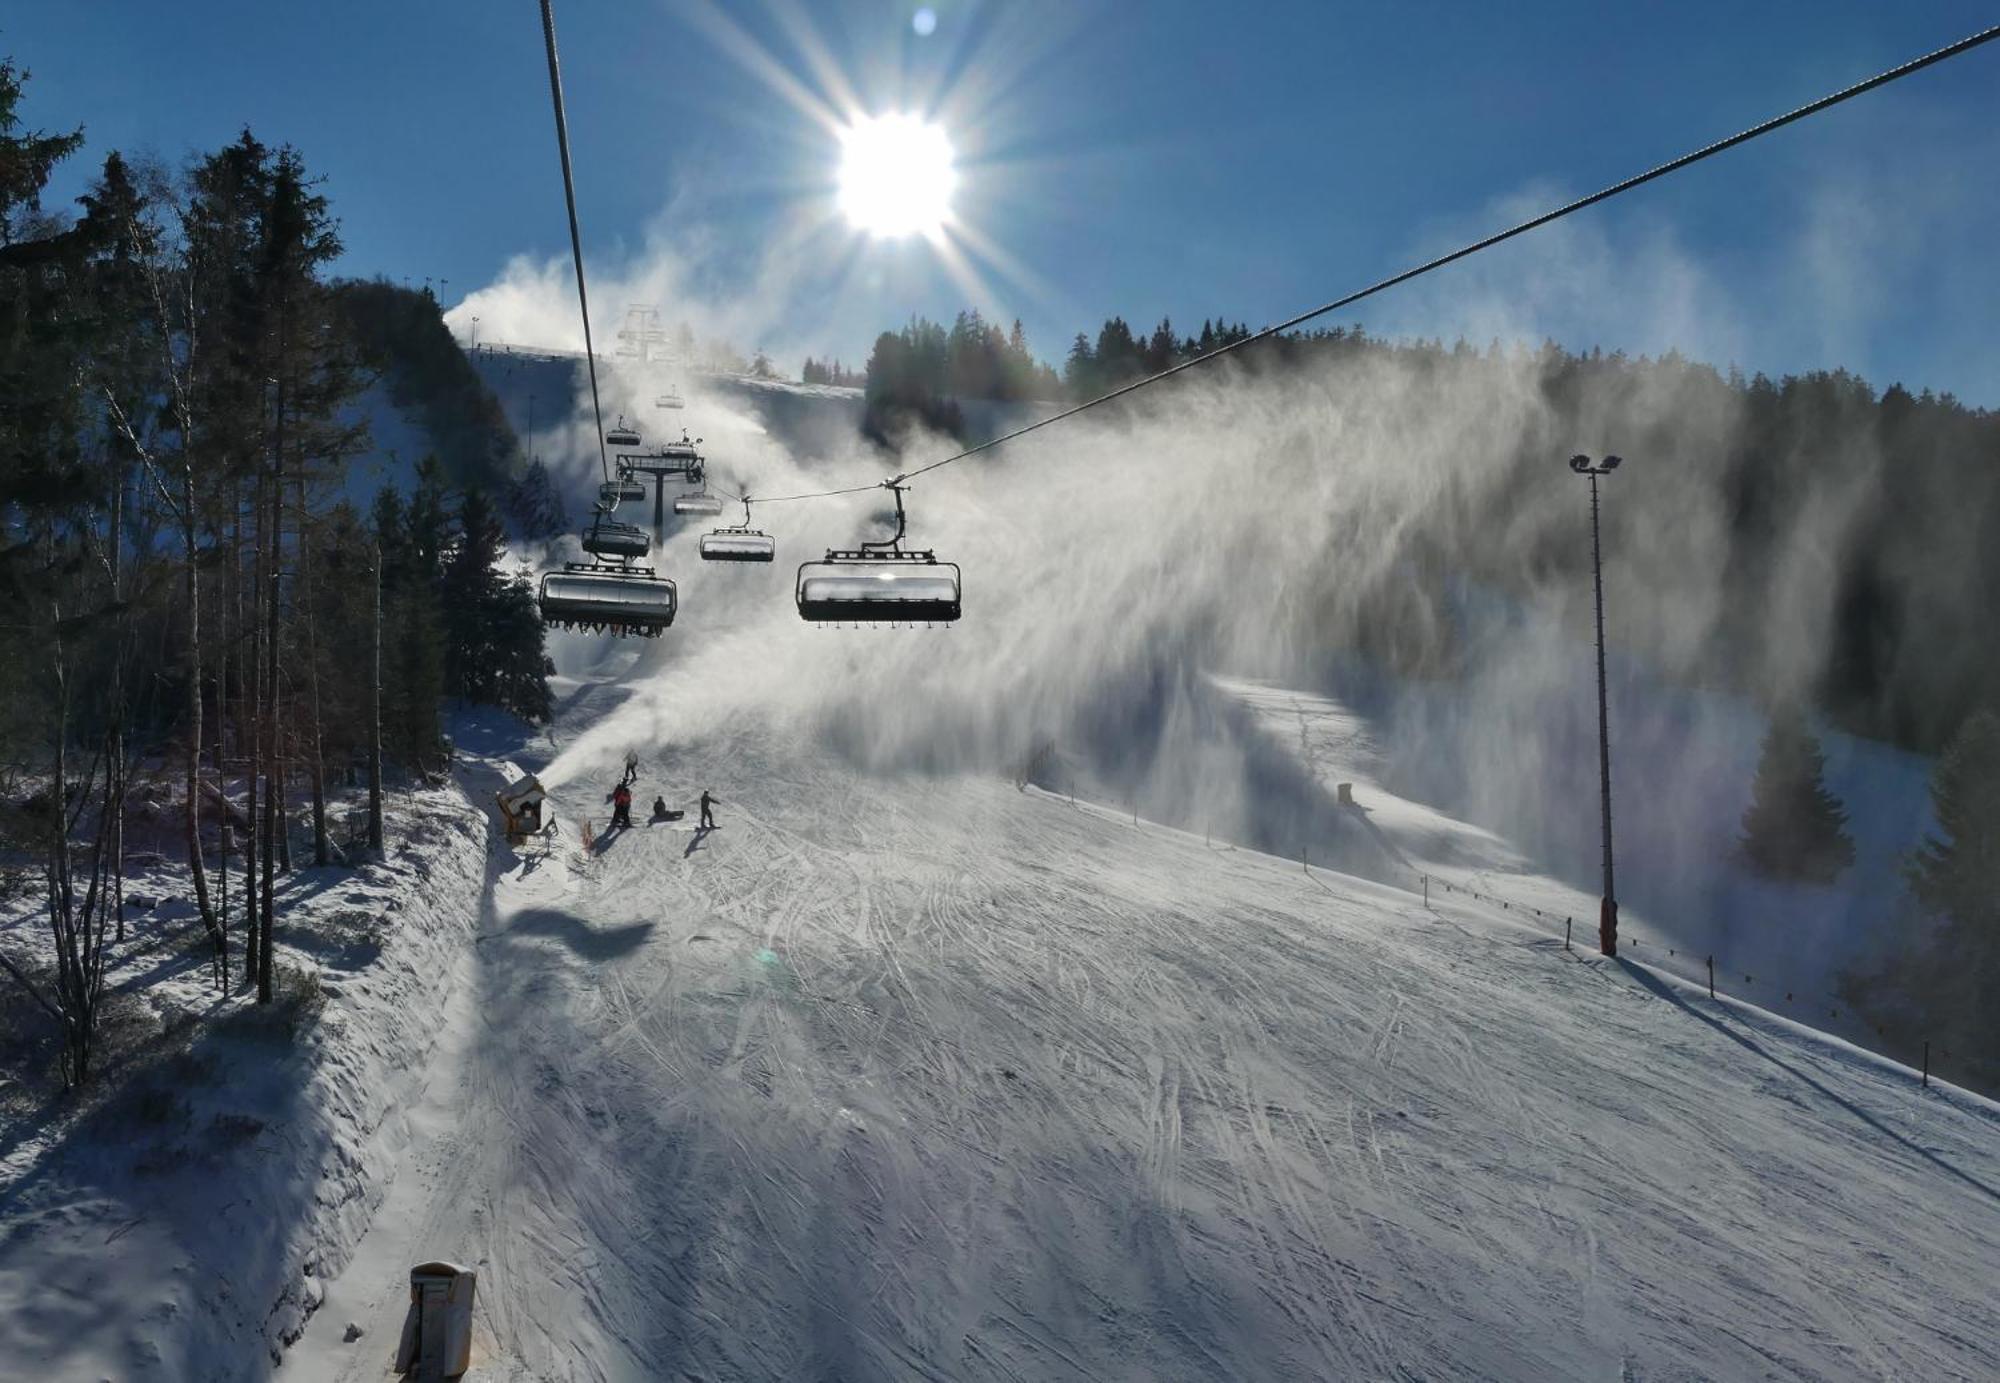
[612,781,634,829]
[699,789,719,830]
[621,751,639,788]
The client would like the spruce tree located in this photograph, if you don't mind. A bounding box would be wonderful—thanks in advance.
[443,486,505,705]
[1739,705,1855,883]
[1892,709,2000,1079]
[372,485,444,774]
[1908,710,2000,943]
[442,485,551,723]
[505,458,567,540]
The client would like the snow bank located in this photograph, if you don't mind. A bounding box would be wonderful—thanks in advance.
[0,784,489,1380]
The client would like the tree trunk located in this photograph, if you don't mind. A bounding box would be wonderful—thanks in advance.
[259,371,284,1005]
[110,469,126,945]
[300,469,329,867]
[243,478,261,991]
[179,469,220,982]
[368,541,384,857]
[213,635,229,998]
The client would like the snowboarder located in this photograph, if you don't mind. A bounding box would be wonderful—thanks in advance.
[650,795,670,823]
[699,789,719,830]
[612,782,633,829]
[621,751,639,788]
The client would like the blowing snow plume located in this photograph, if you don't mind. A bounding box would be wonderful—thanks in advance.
[523,339,1661,860]
[445,166,2000,1035]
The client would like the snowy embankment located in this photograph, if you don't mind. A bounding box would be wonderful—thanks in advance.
[1215,673,1953,1071]
[287,677,2000,1382]
[0,782,490,1380]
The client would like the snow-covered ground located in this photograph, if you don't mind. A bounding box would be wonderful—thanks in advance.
[284,679,2000,1382]
[1215,670,1952,1072]
[0,784,488,1380]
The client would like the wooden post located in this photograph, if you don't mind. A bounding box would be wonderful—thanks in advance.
[1565,917,1571,951]
[1423,875,1429,907]
[1707,955,1715,999]
[1922,1040,1930,1088]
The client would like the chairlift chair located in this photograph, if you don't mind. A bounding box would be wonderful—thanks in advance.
[580,517,651,560]
[655,391,684,409]
[795,480,960,624]
[538,563,676,636]
[604,415,642,448]
[609,472,647,503]
[673,492,725,517]
[700,499,776,563]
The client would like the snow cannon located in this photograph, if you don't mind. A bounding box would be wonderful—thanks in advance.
[496,773,547,843]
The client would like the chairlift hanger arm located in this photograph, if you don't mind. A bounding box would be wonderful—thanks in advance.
[859,479,910,554]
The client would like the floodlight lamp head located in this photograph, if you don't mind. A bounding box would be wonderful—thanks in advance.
[1600,454,1623,471]
[1569,454,1593,473]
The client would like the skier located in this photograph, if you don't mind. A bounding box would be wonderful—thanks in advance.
[612,782,634,829]
[621,751,639,788]
[699,789,719,830]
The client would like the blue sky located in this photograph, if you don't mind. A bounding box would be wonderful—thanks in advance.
[9,2,1998,401]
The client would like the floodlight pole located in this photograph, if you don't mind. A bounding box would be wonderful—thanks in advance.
[1570,453,1623,956]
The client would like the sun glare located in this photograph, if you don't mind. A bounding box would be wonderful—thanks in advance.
[838,113,957,239]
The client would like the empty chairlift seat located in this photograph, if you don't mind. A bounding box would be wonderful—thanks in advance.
[699,528,776,563]
[580,518,650,559]
[673,493,725,517]
[538,566,677,636]
[795,553,961,623]
[655,392,684,409]
[606,474,647,504]
[605,416,642,448]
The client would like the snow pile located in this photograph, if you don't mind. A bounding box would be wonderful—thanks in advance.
[0,784,488,1380]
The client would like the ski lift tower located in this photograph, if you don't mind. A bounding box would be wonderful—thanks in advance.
[616,434,706,540]
[615,304,670,363]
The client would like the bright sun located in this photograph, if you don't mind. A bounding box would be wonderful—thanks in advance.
[838,113,957,239]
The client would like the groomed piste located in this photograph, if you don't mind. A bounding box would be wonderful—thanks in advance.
[288,681,2000,1382]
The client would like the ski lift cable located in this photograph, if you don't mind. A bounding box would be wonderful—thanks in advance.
[539,0,613,485]
[743,22,2000,509]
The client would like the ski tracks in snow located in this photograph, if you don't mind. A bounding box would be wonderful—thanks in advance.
[297,715,2000,1382]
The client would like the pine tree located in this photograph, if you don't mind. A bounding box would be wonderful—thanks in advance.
[372,486,444,774]
[1063,332,1095,398]
[489,571,554,724]
[443,486,505,704]
[1908,710,2000,942]
[441,486,550,723]
[1739,706,1855,883]
[1882,709,2000,1080]
[506,458,567,541]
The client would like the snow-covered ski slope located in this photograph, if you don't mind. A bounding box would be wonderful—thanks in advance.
[295,691,2000,1382]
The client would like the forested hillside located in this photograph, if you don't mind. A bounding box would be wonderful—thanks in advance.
[0,60,547,1088]
[865,310,1999,759]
